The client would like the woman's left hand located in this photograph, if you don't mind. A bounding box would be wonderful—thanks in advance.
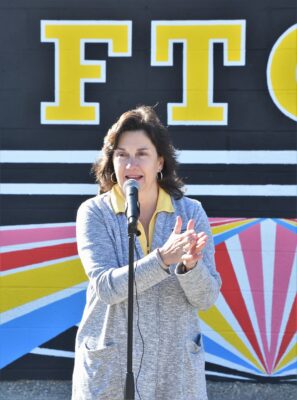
[181,219,208,271]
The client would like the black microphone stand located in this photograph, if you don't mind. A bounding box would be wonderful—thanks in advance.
[124,210,139,400]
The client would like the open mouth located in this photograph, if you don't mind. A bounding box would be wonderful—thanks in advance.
[125,175,143,181]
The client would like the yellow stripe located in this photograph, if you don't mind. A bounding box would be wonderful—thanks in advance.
[137,223,148,256]
[212,218,256,236]
[199,305,265,373]
[0,259,87,313]
[274,343,297,372]
[283,219,297,227]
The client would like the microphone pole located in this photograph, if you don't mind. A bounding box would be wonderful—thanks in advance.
[123,179,140,400]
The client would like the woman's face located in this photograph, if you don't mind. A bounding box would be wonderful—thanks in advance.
[112,129,164,194]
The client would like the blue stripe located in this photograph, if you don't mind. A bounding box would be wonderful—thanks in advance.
[273,361,297,376]
[203,335,263,374]
[213,218,266,246]
[0,290,86,369]
[272,218,297,234]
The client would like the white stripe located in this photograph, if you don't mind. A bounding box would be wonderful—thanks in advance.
[275,332,297,370]
[0,255,80,277]
[275,356,297,377]
[205,371,251,380]
[225,235,266,366]
[275,370,297,378]
[260,220,276,350]
[200,317,263,372]
[1,150,296,164]
[1,183,295,196]
[273,251,297,368]
[30,347,75,358]
[0,183,98,195]
[1,150,100,163]
[0,282,87,324]
[186,185,296,196]
[1,238,76,253]
[177,150,297,164]
[215,293,263,365]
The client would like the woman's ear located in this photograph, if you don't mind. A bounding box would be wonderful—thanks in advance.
[158,156,164,171]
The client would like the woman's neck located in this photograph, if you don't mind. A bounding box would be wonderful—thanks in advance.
[138,184,159,225]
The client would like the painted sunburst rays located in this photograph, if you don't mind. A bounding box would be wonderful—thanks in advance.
[200,218,297,379]
[0,218,296,380]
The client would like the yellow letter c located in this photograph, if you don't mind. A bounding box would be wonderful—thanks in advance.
[267,24,297,122]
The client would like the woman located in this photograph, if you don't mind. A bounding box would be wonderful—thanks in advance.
[72,106,221,400]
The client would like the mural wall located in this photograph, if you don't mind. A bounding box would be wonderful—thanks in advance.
[0,0,296,382]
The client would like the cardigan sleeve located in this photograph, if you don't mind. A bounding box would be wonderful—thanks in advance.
[76,199,169,305]
[174,202,222,310]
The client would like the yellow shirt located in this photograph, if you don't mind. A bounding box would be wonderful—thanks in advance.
[110,184,174,255]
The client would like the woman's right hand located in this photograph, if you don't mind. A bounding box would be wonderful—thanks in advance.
[158,216,198,266]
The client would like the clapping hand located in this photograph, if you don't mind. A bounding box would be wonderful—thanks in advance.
[181,218,208,270]
[158,216,208,270]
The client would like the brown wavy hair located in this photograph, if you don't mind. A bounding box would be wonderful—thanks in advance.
[92,105,184,199]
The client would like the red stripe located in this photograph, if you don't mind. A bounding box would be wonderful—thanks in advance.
[215,242,267,372]
[273,295,297,370]
[1,243,78,272]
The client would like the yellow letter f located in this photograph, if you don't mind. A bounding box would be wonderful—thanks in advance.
[41,21,132,124]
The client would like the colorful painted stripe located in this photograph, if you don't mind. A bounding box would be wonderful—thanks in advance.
[0,258,86,313]
[1,242,78,272]
[0,290,86,368]
[0,224,76,247]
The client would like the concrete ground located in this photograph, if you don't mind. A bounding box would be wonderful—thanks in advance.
[0,380,296,400]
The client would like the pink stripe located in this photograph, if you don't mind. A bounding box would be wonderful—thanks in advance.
[239,224,270,371]
[0,225,76,246]
[270,224,297,369]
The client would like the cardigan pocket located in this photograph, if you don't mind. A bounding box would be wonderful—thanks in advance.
[184,339,207,400]
[77,341,124,400]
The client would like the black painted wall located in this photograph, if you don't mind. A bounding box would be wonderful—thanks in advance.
[1,0,296,226]
[0,0,296,381]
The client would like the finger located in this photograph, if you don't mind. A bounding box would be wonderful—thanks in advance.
[183,241,195,253]
[182,251,203,263]
[179,230,196,242]
[186,219,195,231]
[181,253,200,263]
[197,231,207,239]
[173,216,182,234]
[181,253,194,261]
[180,234,197,247]
[196,234,208,244]
[195,240,207,252]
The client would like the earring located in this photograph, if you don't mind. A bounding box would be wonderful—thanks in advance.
[111,172,117,183]
[157,171,163,181]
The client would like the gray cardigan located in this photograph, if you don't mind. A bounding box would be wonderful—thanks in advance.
[72,191,221,400]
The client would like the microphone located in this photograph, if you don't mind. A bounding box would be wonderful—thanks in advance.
[123,179,140,231]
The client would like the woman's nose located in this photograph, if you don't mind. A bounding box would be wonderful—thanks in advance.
[126,156,138,167]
